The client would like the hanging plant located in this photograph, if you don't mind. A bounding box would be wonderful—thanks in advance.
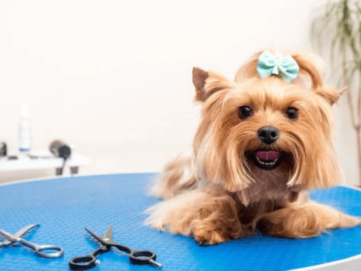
[311,0,361,185]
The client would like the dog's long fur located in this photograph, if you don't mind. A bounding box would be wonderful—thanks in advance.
[145,50,360,245]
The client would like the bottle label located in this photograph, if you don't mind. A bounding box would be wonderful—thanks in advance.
[18,121,31,151]
[19,137,31,150]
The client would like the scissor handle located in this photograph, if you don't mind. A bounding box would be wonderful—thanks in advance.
[129,249,162,268]
[69,247,107,270]
[35,245,64,258]
[19,239,64,258]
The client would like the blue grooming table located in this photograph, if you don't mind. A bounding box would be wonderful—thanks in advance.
[0,173,361,271]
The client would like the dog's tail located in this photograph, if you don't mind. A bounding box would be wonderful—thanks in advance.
[149,155,200,200]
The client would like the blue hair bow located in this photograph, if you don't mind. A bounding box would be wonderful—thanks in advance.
[257,51,299,83]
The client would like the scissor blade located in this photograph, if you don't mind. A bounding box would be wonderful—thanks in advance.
[14,224,39,239]
[0,229,16,246]
[85,228,109,246]
[0,224,39,247]
[104,226,113,240]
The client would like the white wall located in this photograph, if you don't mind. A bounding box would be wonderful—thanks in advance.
[0,0,358,185]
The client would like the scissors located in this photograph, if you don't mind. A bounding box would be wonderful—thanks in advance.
[69,226,162,270]
[0,224,64,258]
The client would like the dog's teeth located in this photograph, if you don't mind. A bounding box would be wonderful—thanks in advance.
[256,156,279,167]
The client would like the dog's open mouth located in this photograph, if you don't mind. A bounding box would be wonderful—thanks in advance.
[249,151,283,170]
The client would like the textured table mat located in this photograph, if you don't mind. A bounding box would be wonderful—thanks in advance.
[0,173,361,271]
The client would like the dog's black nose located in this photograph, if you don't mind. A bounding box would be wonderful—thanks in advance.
[258,126,279,144]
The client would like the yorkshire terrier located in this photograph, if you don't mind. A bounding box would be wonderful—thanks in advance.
[145,50,361,245]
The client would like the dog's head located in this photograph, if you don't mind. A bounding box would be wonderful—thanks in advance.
[193,50,344,203]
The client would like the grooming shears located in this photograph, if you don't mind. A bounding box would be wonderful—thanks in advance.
[0,224,64,258]
[69,226,162,270]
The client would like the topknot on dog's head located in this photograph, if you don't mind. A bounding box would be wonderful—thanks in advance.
[234,49,345,105]
[234,49,325,89]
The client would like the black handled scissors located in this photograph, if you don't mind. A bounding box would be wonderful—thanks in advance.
[69,226,162,270]
[0,224,64,258]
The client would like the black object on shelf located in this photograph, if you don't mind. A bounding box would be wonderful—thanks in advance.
[49,140,71,160]
[0,142,7,157]
[49,140,71,175]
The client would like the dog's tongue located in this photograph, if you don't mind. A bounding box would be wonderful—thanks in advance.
[256,151,280,161]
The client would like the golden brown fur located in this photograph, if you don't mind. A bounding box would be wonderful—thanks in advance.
[145,49,361,245]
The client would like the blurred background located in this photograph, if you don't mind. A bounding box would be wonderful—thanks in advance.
[0,0,359,185]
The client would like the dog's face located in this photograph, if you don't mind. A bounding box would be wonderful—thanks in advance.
[192,52,344,201]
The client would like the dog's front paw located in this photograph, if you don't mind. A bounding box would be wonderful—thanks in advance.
[195,236,210,246]
[193,230,229,246]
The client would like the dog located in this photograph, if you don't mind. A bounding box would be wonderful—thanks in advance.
[145,50,361,246]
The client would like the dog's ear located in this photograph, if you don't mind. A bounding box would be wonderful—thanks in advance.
[315,86,346,105]
[193,67,235,102]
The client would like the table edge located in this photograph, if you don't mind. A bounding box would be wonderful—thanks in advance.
[0,171,158,187]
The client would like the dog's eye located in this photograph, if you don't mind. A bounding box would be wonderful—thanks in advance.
[238,106,253,119]
[285,107,298,120]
